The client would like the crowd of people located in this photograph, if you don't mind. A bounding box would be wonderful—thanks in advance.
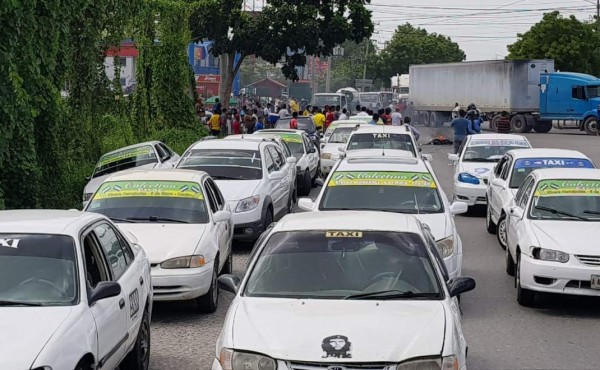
[450,102,511,153]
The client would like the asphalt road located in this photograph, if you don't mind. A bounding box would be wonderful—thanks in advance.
[149,127,600,370]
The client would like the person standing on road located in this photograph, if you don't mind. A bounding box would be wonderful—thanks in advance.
[402,116,420,141]
[278,104,290,118]
[496,111,511,134]
[303,105,312,116]
[264,103,272,117]
[244,110,255,134]
[357,106,369,116]
[391,107,403,126]
[452,102,460,119]
[466,110,481,135]
[209,110,221,136]
[290,112,299,129]
[213,98,222,114]
[382,107,393,125]
[339,108,348,121]
[232,113,241,134]
[313,107,326,132]
[255,116,265,131]
[451,109,470,154]
[325,106,335,130]
[369,113,383,125]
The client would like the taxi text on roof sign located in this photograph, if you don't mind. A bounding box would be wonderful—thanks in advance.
[94,180,204,200]
[534,179,600,197]
[514,158,594,169]
[98,146,154,167]
[469,139,529,147]
[328,171,437,188]
[325,231,363,238]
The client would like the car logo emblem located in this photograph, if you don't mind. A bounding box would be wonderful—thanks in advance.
[328,366,346,370]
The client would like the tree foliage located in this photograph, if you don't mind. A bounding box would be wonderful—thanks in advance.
[507,11,600,75]
[189,0,374,106]
[374,23,465,84]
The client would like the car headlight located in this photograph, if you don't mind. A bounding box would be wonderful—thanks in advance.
[219,348,276,370]
[532,247,569,263]
[160,255,206,269]
[458,172,480,185]
[321,152,332,159]
[236,196,261,213]
[396,355,458,370]
[436,236,455,258]
[82,193,93,202]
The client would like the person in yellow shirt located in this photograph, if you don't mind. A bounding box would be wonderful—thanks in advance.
[312,107,326,132]
[209,112,221,136]
[289,98,300,113]
[303,105,312,116]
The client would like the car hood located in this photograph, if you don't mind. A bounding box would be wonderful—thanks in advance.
[118,224,206,264]
[216,180,262,201]
[414,213,450,241]
[83,162,158,195]
[345,149,414,159]
[459,162,496,179]
[322,143,346,155]
[531,221,600,255]
[230,298,445,362]
[0,306,72,369]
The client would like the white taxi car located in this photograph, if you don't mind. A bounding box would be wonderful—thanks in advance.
[341,125,421,160]
[449,134,531,211]
[0,210,152,370]
[176,138,296,241]
[83,141,179,206]
[85,169,233,313]
[505,168,600,306]
[320,122,363,175]
[213,211,475,370]
[299,155,468,279]
[486,149,594,249]
[322,119,362,143]
[254,129,320,196]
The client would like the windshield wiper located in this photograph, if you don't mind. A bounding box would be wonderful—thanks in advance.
[583,210,600,216]
[465,158,496,162]
[127,216,189,224]
[0,300,43,306]
[108,217,139,223]
[534,206,589,221]
[344,290,439,300]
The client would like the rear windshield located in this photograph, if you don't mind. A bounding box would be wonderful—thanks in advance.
[93,145,157,178]
[178,149,262,180]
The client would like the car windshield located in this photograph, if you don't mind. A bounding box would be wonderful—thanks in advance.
[463,139,530,163]
[347,133,415,155]
[381,93,394,106]
[360,94,379,103]
[530,179,600,221]
[510,158,595,188]
[244,230,441,299]
[0,234,77,306]
[177,149,262,180]
[320,171,443,214]
[328,127,354,143]
[93,145,158,179]
[88,180,209,223]
[313,95,341,106]
[587,85,600,99]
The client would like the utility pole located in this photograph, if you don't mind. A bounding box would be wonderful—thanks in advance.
[597,0,599,32]
[325,55,332,93]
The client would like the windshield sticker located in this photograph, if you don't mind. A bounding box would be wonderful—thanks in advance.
[328,171,437,188]
[469,139,529,147]
[274,133,302,143]
[93,181,204,200]
[0,238,20,248]
[97,146,155,167]
[515,158,594,169]
[534,179,600,197]
[322,335,352,359]
[325,231,363,238]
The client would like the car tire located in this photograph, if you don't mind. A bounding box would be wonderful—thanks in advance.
[486,203,497,234]
[74,360,92,370]
[196,259,218,313]
[121,308,151,370]
[505,247,515,277]
[311,166,321,185]
[221,251,233,275]
[287,188,296,214]
[300,170,311,196]
[496,214,508,250]
[516,253,536,307]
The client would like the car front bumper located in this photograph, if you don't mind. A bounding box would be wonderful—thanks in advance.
[453,182,488,206]
[520,254,600,297]
[151,263,214,301]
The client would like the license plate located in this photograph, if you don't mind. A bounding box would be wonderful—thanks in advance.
[592,275,600,290]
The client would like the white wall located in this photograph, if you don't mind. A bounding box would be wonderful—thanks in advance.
[104,56,136,88]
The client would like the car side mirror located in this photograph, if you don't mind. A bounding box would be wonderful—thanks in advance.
[421,154,433,161]
[338,147,346,153]
[286,157,297,164]
[213,210,231,223]
[308,148,316,154]
[448,154,459,162]
[218,275,241,294]
[447,277,476,297]
[491,178,505,187]
[88,281,121,306]
[314,178,325,187]
[449,201,469,215]
[85,176,91,181]
[298,198,316,211]
[509,206,524,219]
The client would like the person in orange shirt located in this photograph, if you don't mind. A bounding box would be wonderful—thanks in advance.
[290,112,299,129]
[325,106,335,130]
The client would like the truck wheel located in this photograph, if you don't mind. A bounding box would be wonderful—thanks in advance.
[510,114,528,133]
[490,115,501,131]
[533,121,552,133]
[583,116,598,135]
[523,114,535,133]
[422,112,431,127]
[429,112,439,127]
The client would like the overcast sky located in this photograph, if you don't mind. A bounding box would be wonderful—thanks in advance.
[366,0,595,61]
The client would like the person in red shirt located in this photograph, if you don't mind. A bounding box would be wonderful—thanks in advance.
[232,113,241,134]
[325,106,335,130]
[290,112,299,129]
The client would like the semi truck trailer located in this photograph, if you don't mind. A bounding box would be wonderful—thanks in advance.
[409,59,600,135]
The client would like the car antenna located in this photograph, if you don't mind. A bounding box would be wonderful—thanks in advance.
[382,123,386,157]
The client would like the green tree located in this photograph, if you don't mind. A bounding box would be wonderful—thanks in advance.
[507,11,600,75]
[189,0,373,107]
[374,23,465,85]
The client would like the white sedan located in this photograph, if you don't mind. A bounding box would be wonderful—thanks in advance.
[319,122,361,175]
[0,210,152,370]
[213,211,475,370]
[85,169,233,313]
[449,134,531,211]
[505,168,600,306]
[486,148,594,249]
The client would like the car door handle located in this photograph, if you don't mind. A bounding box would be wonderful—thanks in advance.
[139,276,144,286]
[119,298,125,309]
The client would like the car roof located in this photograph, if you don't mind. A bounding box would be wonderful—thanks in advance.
[532,168,600,181]
[103,141,160,156]
[507,148,590,160]
[0,210,104,235]
[189,138,261,151]
[103,169,207,183]
[335,156,430,173]
[352,125,413,135]
[272,211,423,234]
[466,133,529,142]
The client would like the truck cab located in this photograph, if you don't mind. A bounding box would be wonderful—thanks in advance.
[540,72,600,133]
[311,93,347,111]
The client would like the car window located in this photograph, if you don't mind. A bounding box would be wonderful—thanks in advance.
[155,144,167,161]
[518,178,535,209]
[178,149,263,181]
[422,227,449,282]
[206,178,225,210]
[264,148,278,173]
[93,223,130,280]
[160,143,174,157]
[267,146,283,169]
[494,156,507,177]
[93,145,158,179]
[514,176,532,205]
[500,157,512,180]
[204,184,219,213]
[273,146,286,166]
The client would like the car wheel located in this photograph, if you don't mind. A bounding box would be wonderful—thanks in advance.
[287,188,296,214]
[196,260,218,313]
[496,214,508,250]
[74,360,92,370]
[221,251,233,275]
[312,166,321,185]
[486,203,497,234]
[264,207,273,230]
[516,253,536,307]
[300,170,311,196]
[505,246,515,277]
[121,308,151,370]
